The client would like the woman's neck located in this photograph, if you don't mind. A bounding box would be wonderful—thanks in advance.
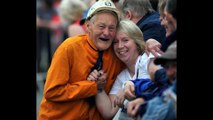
[127,57,138,77]
[128,66,135,77]
[126,53,140,77]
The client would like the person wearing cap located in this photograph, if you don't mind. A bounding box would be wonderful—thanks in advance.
[142,41,176,120]
[154,41,176,83]
[37,0,125,119]
[126,41,177,119]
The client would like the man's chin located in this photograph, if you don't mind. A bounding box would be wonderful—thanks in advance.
[97,44,111,51]
[97,40,111,48]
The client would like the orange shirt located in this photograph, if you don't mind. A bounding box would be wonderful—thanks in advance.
[38,34,124,120]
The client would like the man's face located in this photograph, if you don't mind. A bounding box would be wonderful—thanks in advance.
[87,12,118,51]
[163,61,176,82]
[161,10,176,37]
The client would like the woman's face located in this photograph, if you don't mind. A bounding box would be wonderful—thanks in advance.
[113,31,139,65]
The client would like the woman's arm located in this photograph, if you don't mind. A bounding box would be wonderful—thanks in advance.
[95,91,120,119]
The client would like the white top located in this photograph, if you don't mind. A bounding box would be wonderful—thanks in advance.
[110,53,155,120]
[110,53,154,95]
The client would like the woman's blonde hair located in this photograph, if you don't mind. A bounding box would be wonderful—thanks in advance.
[117,19,146,54]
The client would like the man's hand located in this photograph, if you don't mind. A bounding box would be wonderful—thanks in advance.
[127,97,145,118]
[87,69,100,81]
[87,69,107,92]
[97,70,107,91]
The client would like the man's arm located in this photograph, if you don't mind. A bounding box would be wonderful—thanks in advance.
[44,46,98,102]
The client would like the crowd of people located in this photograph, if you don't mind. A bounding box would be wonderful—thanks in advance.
[37,0,177,119]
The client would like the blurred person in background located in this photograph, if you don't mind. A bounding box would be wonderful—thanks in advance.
[117,0,166,57]
[158,0,167,24]
[160,0,177,51]
[58,0,87,37]
[37,0,58,76]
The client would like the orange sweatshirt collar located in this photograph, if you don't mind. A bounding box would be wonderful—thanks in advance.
[86,34,99,51]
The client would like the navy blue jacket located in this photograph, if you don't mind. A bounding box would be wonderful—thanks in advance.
[161,30,177,52]
[136,11,166,44]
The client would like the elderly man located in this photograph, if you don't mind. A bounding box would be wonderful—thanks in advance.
[38,0,124,119]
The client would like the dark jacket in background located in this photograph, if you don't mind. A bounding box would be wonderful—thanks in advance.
[136,11,166,44]
[161,30,177,52]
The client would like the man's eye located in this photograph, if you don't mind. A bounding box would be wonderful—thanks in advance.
[109,27,115,30]
[99,25,104,28]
